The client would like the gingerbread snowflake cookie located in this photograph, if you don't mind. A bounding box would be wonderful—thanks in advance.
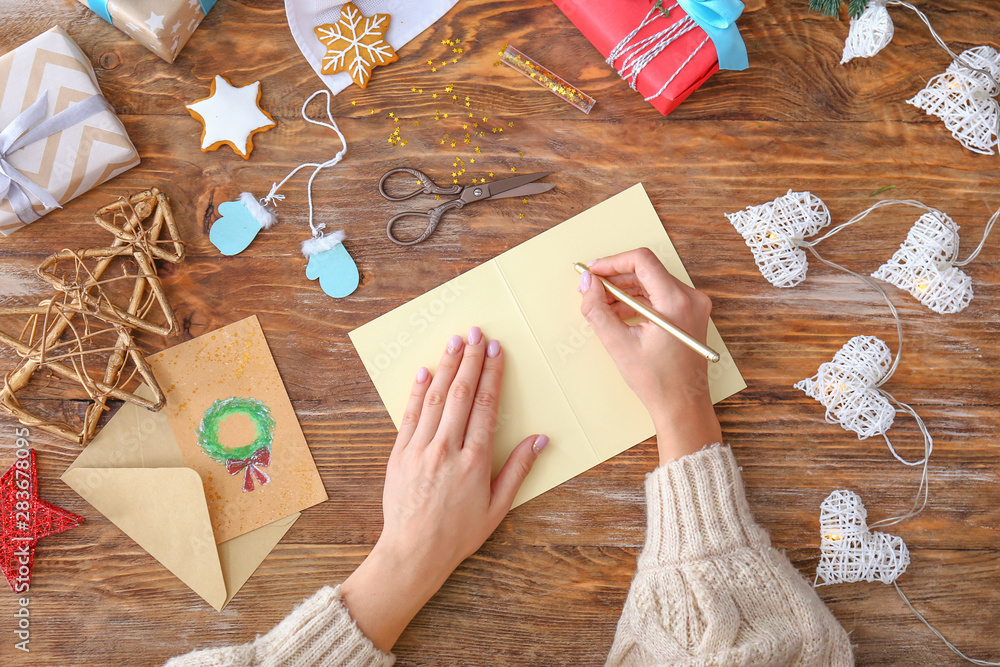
[315,2,398,89]
[185,75,276,159]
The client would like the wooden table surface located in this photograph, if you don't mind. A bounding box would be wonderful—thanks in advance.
[1,1,998,665]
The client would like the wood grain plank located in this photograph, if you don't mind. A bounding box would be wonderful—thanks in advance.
[0,0,997,665]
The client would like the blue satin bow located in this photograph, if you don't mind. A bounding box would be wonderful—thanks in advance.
[676,0,749,71]
[0,91,112,225]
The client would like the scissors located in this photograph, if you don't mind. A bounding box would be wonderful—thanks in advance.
[379,167,555,246]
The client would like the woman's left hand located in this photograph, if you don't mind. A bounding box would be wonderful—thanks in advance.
[340,327,547,653]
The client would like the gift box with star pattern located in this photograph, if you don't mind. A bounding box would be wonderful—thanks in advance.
[76,0,217,63]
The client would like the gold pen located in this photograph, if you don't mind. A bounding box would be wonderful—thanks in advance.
[574,262,721,363]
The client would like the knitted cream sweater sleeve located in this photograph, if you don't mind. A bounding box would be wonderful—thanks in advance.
[606,445,854,667]
[163,585,394,667]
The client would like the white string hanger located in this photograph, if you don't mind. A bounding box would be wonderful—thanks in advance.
[206,89,360,299]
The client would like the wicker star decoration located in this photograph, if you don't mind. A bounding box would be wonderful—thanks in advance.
[0,450,84,592]
[314,2,398,89]
[0,189,184,445]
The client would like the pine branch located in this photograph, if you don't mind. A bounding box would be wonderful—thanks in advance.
[809,0,869,19]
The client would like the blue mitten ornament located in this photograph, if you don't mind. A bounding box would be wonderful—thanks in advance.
[210,193,277,255]
[302,231,359,298]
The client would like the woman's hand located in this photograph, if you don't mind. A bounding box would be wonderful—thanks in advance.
[578,248,722,463]
[341,327,546,653]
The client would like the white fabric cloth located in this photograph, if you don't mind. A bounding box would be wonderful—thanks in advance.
[285,0,460,95]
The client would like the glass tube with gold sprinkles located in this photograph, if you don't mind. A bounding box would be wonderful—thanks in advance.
[500,45,595,114]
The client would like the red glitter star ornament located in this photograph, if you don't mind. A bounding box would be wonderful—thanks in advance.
[0,450,83,592]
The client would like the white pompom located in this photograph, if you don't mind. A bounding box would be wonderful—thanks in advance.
[816,489,910,585]
[841,0,894,64]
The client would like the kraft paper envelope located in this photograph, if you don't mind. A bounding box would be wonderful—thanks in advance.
[62,385,299,611]
[351,183,747,507]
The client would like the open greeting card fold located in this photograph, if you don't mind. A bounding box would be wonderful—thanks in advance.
[351,184,746,507]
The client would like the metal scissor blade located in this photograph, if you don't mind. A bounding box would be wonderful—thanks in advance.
[486,182,555,200]
[484,172,553,198]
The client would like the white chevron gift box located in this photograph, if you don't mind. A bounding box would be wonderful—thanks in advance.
[0,26,139,236]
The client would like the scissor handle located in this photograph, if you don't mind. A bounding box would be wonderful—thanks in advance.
[387,199,465,246]
[378,167,463,201]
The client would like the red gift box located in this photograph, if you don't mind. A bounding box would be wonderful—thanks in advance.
[553,0,721,115]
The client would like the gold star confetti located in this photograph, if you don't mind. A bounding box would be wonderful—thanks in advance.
[522,198,527,204]
[518,151,524,156]
[509,122,514,127]
[482,117,488,122]
[440,61,447,67]
[435,194,441,199]
[511,167,517,171]
[414,120,419,126]
[428,60,433,65]
[453,178,458,184]
[519,213,524,219]
[488,171,494,177]
[451,140,457,147]
[465,102,471,107]
[452,95,458,100]
[369,109,375,115]
[470,158,475,164]
[418,88,423,93]
[351,100,357,105]
[432,93,438,98]
[464,138,470,143]
[432,67,438,72]
[411,87,416,92]
[401,140,408,146]
[443,113,449,118]
[435,115,440,121]
[475,147,482,153]
[473,123,479,128]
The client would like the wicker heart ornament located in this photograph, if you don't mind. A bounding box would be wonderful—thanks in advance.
[816,489,910,585]
[871,210,973,314]
[726,190,832,288]
[841,0,894,64]
[795,335,896,440]
[907,45,1000,156]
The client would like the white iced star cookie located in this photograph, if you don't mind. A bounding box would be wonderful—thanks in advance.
[185,75,276,159]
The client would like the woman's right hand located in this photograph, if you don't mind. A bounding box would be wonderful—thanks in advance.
[578,247,723,463]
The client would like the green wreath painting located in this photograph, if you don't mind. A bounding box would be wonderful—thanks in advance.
[196,397,276,492]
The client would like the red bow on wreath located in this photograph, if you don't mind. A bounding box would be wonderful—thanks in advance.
[226,447,271,492]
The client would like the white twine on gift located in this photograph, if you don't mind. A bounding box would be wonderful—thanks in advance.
[260,89,347,239]
[605,5,711,102]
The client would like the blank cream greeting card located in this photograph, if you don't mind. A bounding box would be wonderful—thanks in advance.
[351,184,746,507]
